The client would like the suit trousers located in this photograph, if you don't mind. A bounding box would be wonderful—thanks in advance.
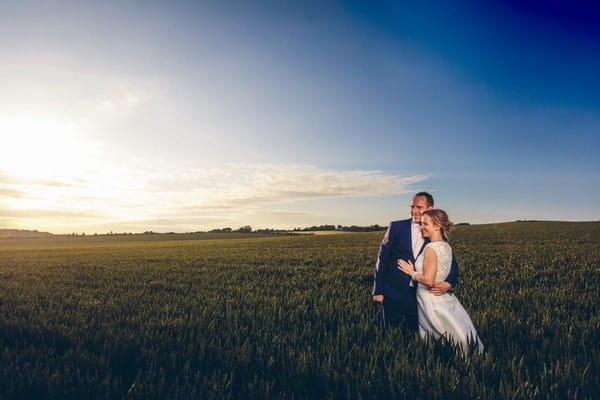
[383,297,418,335]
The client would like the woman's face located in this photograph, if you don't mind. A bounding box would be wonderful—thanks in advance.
[420,214,439,238]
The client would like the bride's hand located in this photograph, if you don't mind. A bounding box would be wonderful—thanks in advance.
[398,259,414,276]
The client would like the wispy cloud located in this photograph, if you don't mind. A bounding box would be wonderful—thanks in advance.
[0,208,101,219]
[2,162,429,232]
[96,89,149,112]
[0,187,25,198]
[0,63,154,120]
[147,163,429,210]
[0,175,80,188]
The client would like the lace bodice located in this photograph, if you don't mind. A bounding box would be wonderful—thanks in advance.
[415,241,453,283]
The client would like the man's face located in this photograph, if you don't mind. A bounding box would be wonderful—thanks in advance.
[410,196,432,223]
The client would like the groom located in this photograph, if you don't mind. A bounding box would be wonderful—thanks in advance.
[372,192,458,333]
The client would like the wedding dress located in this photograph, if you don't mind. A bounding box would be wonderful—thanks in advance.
[414,241,484,355]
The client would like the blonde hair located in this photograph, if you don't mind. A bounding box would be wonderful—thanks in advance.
[423,209,453,241]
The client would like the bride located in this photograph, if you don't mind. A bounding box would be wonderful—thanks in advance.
[398,209,484,355]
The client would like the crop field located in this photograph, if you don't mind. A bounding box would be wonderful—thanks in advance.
[0,222,598,399]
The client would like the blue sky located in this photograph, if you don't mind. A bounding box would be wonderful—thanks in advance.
[1,1,599,233]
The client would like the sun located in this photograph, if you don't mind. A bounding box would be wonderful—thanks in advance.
[0,113,111,227]
[0,114,95,182]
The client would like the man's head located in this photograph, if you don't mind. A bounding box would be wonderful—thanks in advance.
[410,192,434,223]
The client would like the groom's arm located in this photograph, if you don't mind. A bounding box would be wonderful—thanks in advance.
[430,256,459,296]
[445,256,459,288]
[372,223,393,301]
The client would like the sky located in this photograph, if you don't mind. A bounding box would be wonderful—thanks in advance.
[1,0,599,234]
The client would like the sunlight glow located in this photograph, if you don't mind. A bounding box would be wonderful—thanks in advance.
[0,113,113,229]
[0,114,96,181]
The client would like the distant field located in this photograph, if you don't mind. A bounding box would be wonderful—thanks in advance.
[0,222,598,399]
[0,231,282,250]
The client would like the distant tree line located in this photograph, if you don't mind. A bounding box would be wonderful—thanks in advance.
[292,224,387,232]
[209,224,388,234]
[2,224,391,239]
[209,226,253,233]
[0,229,54,239]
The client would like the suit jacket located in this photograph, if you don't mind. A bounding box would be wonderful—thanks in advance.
[372,218,459,306]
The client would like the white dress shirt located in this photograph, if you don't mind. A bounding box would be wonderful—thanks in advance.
[411,221,424,258]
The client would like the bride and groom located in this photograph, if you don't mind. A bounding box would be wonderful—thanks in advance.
[372,192,483,355]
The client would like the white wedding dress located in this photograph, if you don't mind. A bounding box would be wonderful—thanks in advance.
[414,241,484,355]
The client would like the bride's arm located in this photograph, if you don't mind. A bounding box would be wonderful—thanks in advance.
[397,247,437,287]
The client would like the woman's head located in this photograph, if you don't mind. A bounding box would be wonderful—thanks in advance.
[421,209,453,241]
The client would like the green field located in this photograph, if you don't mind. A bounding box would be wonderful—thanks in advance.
[0,222,598,399]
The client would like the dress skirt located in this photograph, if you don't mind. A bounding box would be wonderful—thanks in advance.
[417,287,484,355]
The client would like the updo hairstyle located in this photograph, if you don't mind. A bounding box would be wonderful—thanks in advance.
[423,209,453,241]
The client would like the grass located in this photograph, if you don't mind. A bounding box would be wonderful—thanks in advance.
[0,221,598,399]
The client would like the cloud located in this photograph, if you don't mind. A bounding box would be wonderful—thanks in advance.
[0,187,25,198]
[0,208,102,219]
[42,162,428,217]
[96,89,149,113]
[105,215,231,231]
[0,63,155,122]
[148,163,429,211]
[1,162,429,232]
[0,176,79,188]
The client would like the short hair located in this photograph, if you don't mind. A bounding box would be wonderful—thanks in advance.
[414,191,434,207]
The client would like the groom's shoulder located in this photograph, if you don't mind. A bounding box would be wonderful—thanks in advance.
[389,218,411,228]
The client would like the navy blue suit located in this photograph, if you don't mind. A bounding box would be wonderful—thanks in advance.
[372,218,459,332]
